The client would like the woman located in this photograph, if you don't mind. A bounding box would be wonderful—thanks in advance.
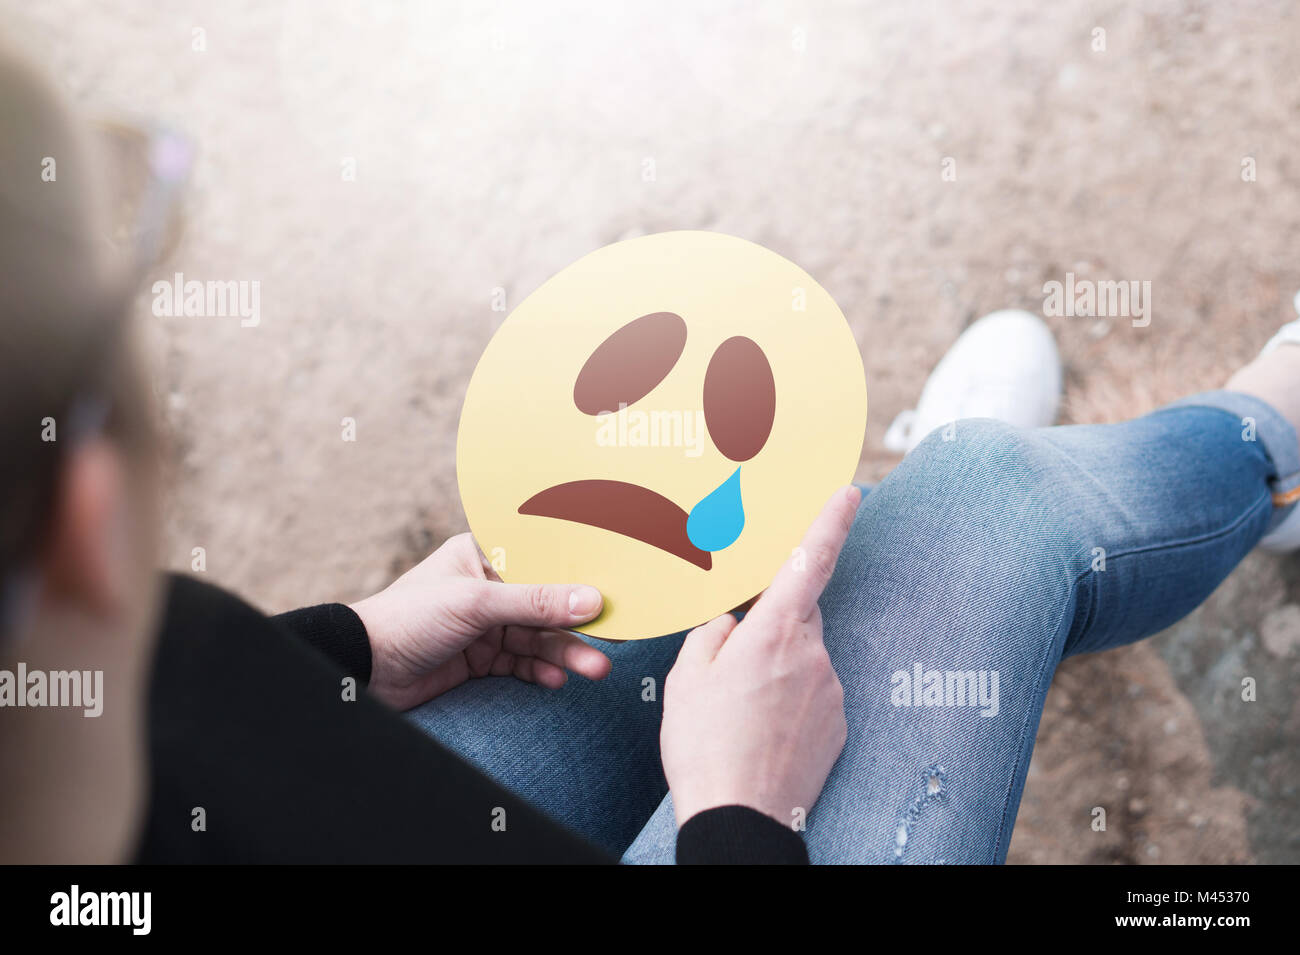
[2,45,1296,864]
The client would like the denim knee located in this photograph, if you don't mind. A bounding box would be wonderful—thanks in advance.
[829,418,1087,651]
[897,417,1085,562]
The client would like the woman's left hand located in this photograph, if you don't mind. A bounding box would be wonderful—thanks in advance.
[350,533,611,710]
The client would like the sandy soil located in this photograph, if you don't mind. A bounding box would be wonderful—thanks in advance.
[9,0,1299,862]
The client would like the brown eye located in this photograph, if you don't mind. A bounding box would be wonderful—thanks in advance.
[703,336,775,462]
[573,312,687,415]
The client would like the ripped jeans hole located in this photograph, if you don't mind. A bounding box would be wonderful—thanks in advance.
[891,763,948,864]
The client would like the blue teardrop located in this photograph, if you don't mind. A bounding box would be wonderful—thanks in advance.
[687,466,745,552]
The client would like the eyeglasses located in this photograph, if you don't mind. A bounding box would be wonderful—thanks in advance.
[94,119,195,280]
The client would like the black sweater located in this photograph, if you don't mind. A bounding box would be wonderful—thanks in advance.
[132,574,808,865]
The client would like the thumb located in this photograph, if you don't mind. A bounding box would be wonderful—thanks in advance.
[456,578,603,630]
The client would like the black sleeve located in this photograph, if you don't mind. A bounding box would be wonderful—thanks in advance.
[134,573,609,864]
[137,574,814,865]
[272,602,372,686]
[676,806,810,864]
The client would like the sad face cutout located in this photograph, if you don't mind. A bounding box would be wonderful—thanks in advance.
[519,313,775,569]
[457,231,867,640]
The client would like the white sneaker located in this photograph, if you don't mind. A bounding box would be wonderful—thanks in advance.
[883,309,1062,454]
[1256,294,1300,553]
[1259,291,1300,356]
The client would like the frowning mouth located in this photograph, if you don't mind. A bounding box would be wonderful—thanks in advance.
[518,479,712,570]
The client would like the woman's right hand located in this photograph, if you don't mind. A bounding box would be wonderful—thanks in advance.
[660,485,862,829]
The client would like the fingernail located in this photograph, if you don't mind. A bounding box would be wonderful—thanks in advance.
[845,485,862,507]
[569,586,601,617]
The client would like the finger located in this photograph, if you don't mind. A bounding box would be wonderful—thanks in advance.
[676,613,740,667]
[503,627,612,680]
[754,485,861,625]
[501,626,609,678]
[431,532,493,578]
[478,553,504,583]
[463,635,499,678]
[511,655,535,684]
[460,534,507,582]
[516,656,568,689]
[454,579,603,630]
[489,651,516,677]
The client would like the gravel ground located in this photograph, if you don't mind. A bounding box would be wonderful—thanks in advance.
[9,0,1299,862]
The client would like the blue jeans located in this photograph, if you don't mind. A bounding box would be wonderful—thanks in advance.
[407,390,1300,863]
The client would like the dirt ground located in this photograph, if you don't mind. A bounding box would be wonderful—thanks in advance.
[11,0,1300,862]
